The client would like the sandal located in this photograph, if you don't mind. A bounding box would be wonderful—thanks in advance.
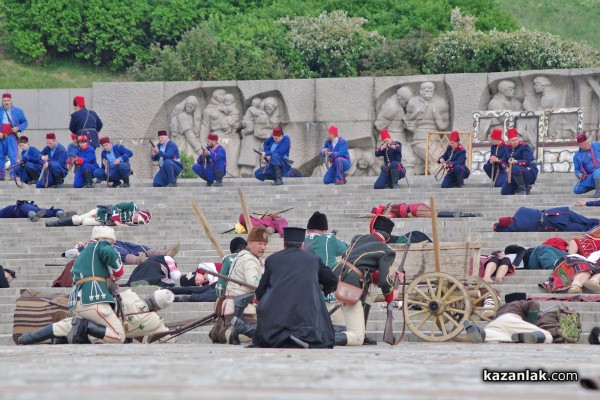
[583,279,600,293]
[568,284,583,294]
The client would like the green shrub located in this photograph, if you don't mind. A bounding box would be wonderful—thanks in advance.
[179,151,198,179]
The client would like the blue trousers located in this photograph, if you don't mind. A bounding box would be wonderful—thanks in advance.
[0,203,62,218]
[36,164,68,188]
[374,162,406,189]
[0,135,18,179]
[94,163,130,183]
[192,161,226,183]
[323,157,350,184]
[114,241,150,263]
[14,162,42,184]
[483,163,507,188]
[153,159,183,187]
[254,154,293,181]
[501,167,537,195]
[573,169,600,194]
[441,165,470,188]
[73,164,99,188]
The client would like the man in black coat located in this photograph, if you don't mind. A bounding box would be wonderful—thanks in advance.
[0,265,16,288]
[253,227,338,348]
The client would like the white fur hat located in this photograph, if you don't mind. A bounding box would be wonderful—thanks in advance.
[149,289,175,310]
[91,225,116,242]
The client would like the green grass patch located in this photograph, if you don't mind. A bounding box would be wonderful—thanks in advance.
[495,0,600,49]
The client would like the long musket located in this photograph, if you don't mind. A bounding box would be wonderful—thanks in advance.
[189,200,225,259]
[491,164,498,188]
[38,163,48,188]
[197,266,257,290]
[252,207,294,218]
[237,188,253,232]
[434,163,446,181]
[382,232,412,345]
[507,162,513,184]
[147,312,216,344]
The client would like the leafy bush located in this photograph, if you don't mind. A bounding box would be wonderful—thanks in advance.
[179,151,198,179]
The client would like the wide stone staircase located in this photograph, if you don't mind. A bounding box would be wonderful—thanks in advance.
[0,172,599,345]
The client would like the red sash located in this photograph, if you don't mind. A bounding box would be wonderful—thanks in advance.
[1,123,12,134]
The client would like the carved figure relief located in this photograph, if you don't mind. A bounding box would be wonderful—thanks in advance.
[169,96,203,156]
[523,75,572,140]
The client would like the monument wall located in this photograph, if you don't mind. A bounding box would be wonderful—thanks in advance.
[4,68,600,179]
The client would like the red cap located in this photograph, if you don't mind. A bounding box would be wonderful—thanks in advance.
[380,130,391,141]
[542,237,568,252]
[577,133,588,143]
[490,128,503,141]
[99,136,111,145]
[70,133,77,140]
[73,96,85,107]
[272,127,283,137]
[449,131,460,142]
[328,125,338,136]
[46,133,56,140]
[77,135,87,143]
[498,217,514,228]
[507,128,519,139]
[157,130,168,137]
[18,136,28,143]
[2,93,11,99]
[207,133,219,141]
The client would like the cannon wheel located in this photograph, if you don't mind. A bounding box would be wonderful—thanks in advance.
[403,272,472,342]
[465,277,500,323]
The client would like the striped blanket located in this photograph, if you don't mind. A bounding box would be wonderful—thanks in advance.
[12,289,69,344]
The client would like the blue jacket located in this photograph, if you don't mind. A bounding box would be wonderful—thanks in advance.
[501,142,538,174]
[197,144,226,167]
[487,142,509,167]
[69,108,103,134]
[101,144,133,166]
[20,146,43,166]
[40,143,68,171]
[321,137,350,163]
[0,106,28,133]
[495,207,599,232]
[152,140,182,165]
[573,142,600,177]
[375,141,402,165]
[438,144,466,168]
[76,146,99,167]
[262,135,290,159]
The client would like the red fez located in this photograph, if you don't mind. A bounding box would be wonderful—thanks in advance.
[2,93,11,99]
[99,136,111,145]
[507,128,519,139]
[77,135,87,143]
[577,133,588,143]
[18,136,28,143]
[73,96,85,107]
[498,217,514,228]
[380,130,391,141]
[157,130,168,137]
[328,125,338,136]
[46,133,56,140]
[449,131,460,142]
[207,133,219,141]
[272,127,283,137]
[70,133,77,140]
[490,128,503,141]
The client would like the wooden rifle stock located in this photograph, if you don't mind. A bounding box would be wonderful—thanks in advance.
[196,266,257,290]
[507,162,513,184]
[189,200,225,259]
[147,312,216,344]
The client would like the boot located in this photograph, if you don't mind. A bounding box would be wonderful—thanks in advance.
[511,331,546,343]
[174,295,192,302]
[228,293,256,345]
[28,209,46,222]
[213,170,224,187]
[56,210,77,218]
[54,176,64,189]
[45,217,75,227]
[67,317,106,344]
[228,316,256,345]
[513,174,526,195]
[362,304,377,345]
[17,324,56,345]
[525,185,532,195]
[455,172,464,188]
[83,169,94,188]
[592,178,600,198]
[26,168,37,182]
[334,332,348,346]
[273,166,283,186]
[121,175,130,188]
[390,168,400,189]
[463,320,485,343]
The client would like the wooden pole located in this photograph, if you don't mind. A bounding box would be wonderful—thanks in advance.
[189,200,225,259]
[237,188,253,231]
[430,195,441,273]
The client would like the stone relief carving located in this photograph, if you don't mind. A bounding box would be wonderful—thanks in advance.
[479,79,523,140]
[169,95,204,156]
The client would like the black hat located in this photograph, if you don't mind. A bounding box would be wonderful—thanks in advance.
[229,237,247,254]
[179,272,196,287]
[370,215,394,235]
[504,292,526,303]
[504,244,525,255]
[589,327,600,345]
[307,211,328,230]
[283,227,306,242]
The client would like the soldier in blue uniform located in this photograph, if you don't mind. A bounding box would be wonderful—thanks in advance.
[374,129,405,189]
[255,126,299,186]
[321,125,351,185]
[493,206,600,232]
[573,132,600,197]
[69,96,103,149]
[37,133,68,188]
[483,128,509,187]
[0,93,28,180]
[13,136,43,185]
[0,200,74,222]
[192,132,226,187]
[72,135,99,189]
[151,130,183,187]
[94,136,134,188]
[501,128,538,195]
[437,130,469,188]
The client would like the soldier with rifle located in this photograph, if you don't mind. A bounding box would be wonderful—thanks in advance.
[37,133,69,188]
[94,136,134,188]
[192,133,226,187]
[374,129,405,189]
[71,135,99,189]
[483,128,509,188]
[13,136,43,185]
[18,226,126,344]
[436,130,469,188]
[500,127,538,195]
[0,93,28,181]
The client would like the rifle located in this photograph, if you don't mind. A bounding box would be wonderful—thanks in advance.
[147,312,216,344]
[383,232,412,345]
[103,159,110,188]
[237,188,252,232]
[507,161,513,184]
[200,146,208,169]
[1,163,24,188]
[190,200,225,259]
[491,164,498,188]
[196,266,257,290]
[38,163,48,188]
[3,105,19,141]
[434,163,447,181]
[252,207,294,218]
